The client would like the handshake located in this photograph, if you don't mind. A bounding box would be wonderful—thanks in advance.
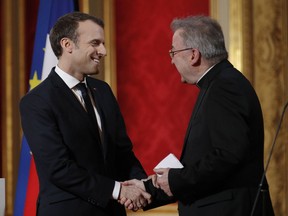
[117,168,172,212]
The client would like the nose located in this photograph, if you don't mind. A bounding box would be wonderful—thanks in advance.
[97,44,107,57]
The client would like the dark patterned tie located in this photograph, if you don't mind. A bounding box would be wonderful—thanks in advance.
[76,83,99,129]
[76,82,106,157]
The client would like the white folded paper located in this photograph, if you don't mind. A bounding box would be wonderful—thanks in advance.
[154,153,183,169]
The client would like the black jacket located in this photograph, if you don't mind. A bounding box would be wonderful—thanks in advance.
[144,60,274,216]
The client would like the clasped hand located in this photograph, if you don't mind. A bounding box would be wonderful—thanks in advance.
[118,179,151,211]
[118,168,173,211]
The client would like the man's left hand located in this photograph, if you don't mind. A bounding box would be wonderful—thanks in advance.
[154,168,173,197]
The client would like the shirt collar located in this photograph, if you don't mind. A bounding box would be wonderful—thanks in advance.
[196,64,216,85]
[55,65,86,89]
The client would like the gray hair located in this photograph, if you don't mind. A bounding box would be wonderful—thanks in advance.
[171,15,228,65]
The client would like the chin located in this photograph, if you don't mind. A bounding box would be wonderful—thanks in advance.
[87,69,99,75]
[181,77,187,83]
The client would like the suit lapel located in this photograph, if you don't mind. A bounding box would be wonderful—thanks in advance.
[181,86,208,160]
[180,61,230,160]
[49,70,103,143]
[87,82,108,159]
[49,70,83,111]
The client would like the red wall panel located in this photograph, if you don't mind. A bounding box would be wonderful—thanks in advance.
[115,0,209,174]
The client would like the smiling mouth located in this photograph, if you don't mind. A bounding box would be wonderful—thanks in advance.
[92,57,100,64]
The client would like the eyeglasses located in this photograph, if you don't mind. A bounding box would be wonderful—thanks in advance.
[169,47,193,58]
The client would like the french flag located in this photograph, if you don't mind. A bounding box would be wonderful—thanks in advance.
[14,1,77,215]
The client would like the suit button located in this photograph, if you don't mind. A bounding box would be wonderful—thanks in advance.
[88,197,96,205]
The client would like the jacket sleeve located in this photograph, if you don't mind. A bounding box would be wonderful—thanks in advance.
[142,179,175,210]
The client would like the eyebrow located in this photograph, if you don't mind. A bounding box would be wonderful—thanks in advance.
[89,39,104,45]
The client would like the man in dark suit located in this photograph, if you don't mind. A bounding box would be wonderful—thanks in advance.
[122,15,275,215]
[20,12,150,216]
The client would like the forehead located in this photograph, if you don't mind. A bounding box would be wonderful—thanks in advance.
[77,20,104,40]
[172,29,185,47]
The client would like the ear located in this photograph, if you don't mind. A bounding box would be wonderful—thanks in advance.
[60,38,73,54]
[190,48,201,66]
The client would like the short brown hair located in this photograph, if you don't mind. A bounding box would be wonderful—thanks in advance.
[49,12,104,58]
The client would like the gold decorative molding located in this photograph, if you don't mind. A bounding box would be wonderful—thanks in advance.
[228,0,244,74]
[284,0,288,213]
[211,0,288,215]
[127,203,178,216]
[211,0,253,81]
[229,0,253,81]
[79,0,89,13]
[103,0,117,95]
[1,0,25,215]
[210,0,230,53]
[253,0,288,215]
[209,0,218,19]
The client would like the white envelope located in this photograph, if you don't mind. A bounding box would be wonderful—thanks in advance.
[154,153,183,169]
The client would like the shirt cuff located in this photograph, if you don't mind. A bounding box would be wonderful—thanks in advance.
[112,181,121,200]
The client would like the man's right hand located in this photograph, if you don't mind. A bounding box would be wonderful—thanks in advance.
[118,181,151,211]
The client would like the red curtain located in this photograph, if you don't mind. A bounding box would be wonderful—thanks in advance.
[115,0,209,174]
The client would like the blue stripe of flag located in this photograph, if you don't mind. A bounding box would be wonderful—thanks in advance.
[14,137,31,216]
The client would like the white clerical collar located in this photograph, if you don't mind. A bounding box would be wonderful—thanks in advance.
[196,64,216,84]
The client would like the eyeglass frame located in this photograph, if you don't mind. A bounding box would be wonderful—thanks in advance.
[169,47,193,58]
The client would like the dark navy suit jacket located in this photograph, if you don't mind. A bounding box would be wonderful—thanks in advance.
[20,68,147,216]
